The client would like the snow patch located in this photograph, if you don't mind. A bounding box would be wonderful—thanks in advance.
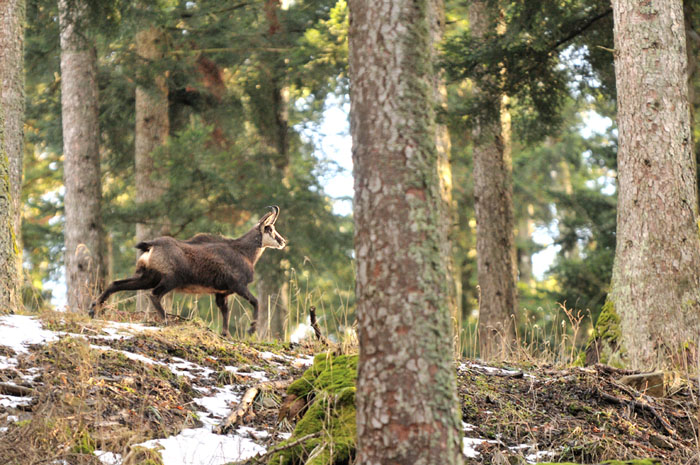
[138,427,265,465]
[462,437,497,458]
[289,322,314,343]
[138,383,267,465]
[194,385,240,424]
[169,357,215,380]
[0,394,31,408]
[224,366,269,381]
[526,449,556,463]
[291,355,314,367]
[0,315,58,354]
[94,450,122,465]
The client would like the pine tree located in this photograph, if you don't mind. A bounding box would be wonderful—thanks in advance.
[0,0,25,249]
[609,0,700,368]
[58,0,104,311]
[468,0,517,359]
[0,80,20,313]
[348,0,464,462]
[134,25,170,316]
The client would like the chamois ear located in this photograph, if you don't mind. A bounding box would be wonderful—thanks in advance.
[268,205,280,224]
[257,206,279,227]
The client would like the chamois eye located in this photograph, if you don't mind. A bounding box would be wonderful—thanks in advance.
[264,226,272,233]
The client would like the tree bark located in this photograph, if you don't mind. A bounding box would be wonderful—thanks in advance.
[348,0,464,463]
[516,207,535,285]
[610,0,700,369]
[469,0,517,359]
[431,0,462,345]
[684,0,700,204]
[59,0,104,312]
[256,272,287,339]
[0,88,20,313]
[134,26,170,315]
[0,0,25,249]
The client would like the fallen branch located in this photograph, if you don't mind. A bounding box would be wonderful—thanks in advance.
[597,389,678,439]
[215,386,259,435]
[0,383,34,397]
[309,307,330,346]
[214,379,292,435]
[236,431,322,465]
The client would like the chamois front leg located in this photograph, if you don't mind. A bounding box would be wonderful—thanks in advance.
[215,293,231,338]
[234,285,259,335]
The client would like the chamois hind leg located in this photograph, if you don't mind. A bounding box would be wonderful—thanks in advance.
[215,294,231,338]
[234,285,258,335]
[147,281,175,322]
[89,272,159,317]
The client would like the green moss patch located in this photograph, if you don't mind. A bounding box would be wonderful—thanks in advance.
[269,353,358,465]
[583,300,626,367]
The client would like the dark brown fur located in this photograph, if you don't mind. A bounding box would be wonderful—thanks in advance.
[89,207,286,336]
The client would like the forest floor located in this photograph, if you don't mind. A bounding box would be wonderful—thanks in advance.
[0,310,697,464]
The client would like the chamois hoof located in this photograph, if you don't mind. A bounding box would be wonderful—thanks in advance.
[88,302,97,318]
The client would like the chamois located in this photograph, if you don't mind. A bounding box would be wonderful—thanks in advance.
[89,206,287,336]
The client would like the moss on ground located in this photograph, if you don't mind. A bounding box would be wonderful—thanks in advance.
[269,353,358,465]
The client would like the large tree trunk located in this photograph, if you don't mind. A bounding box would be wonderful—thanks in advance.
[469,0,517,359]
[0,90,20,313]
[59,0,104,312]
[610,0,700,369]
[348,0,464,463]
[0,0,25,250]
[134,26,170,315]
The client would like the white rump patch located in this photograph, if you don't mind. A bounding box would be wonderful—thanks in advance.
[137,248,152,267]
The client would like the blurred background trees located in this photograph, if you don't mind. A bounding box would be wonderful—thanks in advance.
[16,0,699,359]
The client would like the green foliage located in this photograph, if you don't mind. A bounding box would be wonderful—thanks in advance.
[442,0,613,142]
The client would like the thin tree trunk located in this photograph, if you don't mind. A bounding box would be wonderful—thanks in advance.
[610,0,700,369]
[431,0,462,345]
[469,0,517,359]
[134,26,170,315]
[256,74,290,339]
[256,273,287,339]
[516,207,535,285]
[348,0,464,462]
[0,0,25,251]
[59,0,104,312]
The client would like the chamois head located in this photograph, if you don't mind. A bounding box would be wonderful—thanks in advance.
[257,205,287,250]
